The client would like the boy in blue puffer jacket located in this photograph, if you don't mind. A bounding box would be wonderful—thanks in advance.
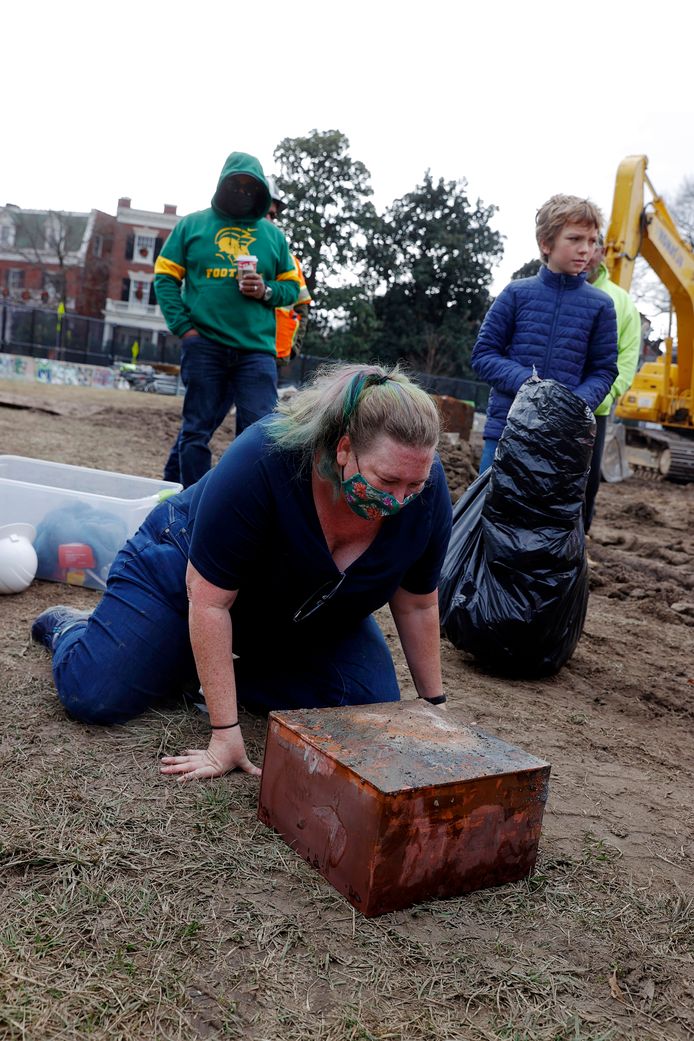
[472,195,618,473]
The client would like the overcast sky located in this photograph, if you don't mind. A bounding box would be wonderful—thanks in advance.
[4,0,692,299]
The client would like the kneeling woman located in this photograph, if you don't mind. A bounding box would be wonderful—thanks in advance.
[32,364,453,780]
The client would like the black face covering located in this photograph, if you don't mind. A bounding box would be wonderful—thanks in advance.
[224,191,255,216]
[215,178,262,218]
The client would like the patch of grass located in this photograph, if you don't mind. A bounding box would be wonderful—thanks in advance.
[1,703,692,1041]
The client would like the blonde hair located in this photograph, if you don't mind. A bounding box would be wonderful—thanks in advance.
[535,194,604,264]
[266,362,441,490]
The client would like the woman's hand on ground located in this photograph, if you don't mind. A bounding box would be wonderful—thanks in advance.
[160,729,261,781]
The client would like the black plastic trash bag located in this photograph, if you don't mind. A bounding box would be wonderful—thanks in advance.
[439,378,596,676]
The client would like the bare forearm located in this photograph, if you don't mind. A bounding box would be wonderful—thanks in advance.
[390,594,444,700]
[189,601,238,725]
[160,566,259,780]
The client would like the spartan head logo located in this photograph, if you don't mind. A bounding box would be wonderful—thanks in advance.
[214,226,256,265]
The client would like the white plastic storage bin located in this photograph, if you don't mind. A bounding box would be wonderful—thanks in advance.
[0,456,182,591]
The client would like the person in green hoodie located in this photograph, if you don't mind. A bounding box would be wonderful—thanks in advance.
[584,235,641,531]
[156,151,300,488]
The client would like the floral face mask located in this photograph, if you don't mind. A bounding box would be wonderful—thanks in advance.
[341,455,421,520]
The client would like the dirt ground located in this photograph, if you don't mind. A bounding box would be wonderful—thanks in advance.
[1,380,692,1041]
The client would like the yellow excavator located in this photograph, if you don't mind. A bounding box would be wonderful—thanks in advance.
[605,154,694,481]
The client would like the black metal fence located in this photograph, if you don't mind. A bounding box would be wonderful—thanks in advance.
[278,356,489,409]
[0,302,180,367]
[0,301,490,409]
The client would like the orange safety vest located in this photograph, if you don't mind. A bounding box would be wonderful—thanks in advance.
[276,255,311,361]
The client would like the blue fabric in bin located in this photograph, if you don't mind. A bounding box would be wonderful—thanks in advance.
[34,502,128,581]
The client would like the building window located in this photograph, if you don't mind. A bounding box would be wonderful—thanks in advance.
[93,234,103,258]
[7,269,25,290]
[0,223,15,247]
[135,234,157,264]
[129,278,151,306]
[42,272,64,299]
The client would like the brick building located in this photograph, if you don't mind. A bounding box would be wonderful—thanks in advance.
[0,205,115,317]
[103,197,181,355]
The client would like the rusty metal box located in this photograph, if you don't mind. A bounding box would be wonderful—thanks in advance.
[258,701,550,916]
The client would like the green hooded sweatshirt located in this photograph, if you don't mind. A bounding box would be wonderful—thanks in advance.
[154,152,300,352]
[591,263,642,415]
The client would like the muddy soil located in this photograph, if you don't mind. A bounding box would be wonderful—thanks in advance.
[1,380,692,1041]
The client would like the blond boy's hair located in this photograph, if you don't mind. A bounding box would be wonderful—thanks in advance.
[535,195,604,264]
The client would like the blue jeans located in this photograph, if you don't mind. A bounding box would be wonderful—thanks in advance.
[51,501,400,725]
[479,437,499,474]
[163,337,278,488]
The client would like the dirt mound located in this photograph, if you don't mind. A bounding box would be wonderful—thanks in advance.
[586,475,694,632]
[438,434,481,499]
[620,499,661,523]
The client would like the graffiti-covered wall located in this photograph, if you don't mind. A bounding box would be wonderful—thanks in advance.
[0,353,117,389]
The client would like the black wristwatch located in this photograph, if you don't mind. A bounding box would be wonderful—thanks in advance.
[262,285,273,303]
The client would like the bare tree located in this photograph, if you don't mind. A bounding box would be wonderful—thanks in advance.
[627,175,694,333]
[671,176,694,247]
[4,207,79,307]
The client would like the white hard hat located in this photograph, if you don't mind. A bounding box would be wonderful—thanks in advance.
[0,523,38,595]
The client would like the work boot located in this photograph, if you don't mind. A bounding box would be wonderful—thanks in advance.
[31,605,90,652]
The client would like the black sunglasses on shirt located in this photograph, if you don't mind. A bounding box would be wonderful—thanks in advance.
[292,573,346,623]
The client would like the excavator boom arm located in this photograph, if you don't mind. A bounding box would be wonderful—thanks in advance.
[606,155,694,413]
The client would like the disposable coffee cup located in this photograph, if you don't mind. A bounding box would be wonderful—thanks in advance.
[236,255,258,280]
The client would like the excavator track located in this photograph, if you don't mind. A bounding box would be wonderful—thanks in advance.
[624,427,694,483]
[659,441,694,482]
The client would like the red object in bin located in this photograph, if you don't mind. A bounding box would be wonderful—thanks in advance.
[258,701,550,917]
[58,544,96,568]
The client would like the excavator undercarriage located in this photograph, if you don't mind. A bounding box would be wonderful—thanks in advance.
[622,425,694,482]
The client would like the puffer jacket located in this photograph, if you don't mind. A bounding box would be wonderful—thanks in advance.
[472,266,618,440]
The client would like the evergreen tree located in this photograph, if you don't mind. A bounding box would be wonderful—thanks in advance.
[511,258,541,280]
[364,172,503,376]
[273,129,377,356]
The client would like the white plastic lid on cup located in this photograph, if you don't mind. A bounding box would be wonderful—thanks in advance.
[236,255,258,270]
[0,522,38,595]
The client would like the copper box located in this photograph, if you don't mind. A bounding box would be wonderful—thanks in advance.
[258,701,550,916]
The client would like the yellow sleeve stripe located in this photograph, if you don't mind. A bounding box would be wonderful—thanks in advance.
[154,256,186,281]
[277,268,300,283]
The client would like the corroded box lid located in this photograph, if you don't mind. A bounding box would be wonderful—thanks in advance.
[267,701,550,794]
